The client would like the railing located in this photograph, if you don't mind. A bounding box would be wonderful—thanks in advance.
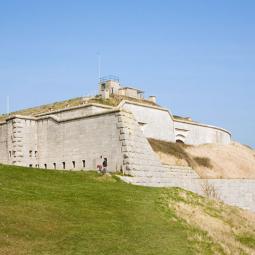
[100,75,120,83]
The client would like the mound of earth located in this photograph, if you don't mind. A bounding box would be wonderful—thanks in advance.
[149,139,255,179]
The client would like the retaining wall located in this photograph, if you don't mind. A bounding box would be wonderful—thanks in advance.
[124,177,255,212]
[168,178,255,212]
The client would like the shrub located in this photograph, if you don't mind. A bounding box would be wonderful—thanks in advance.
[237,235,255,249]
[193,157,213,169]
[201,181,220,200]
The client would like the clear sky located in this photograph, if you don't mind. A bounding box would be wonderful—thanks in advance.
[0,0,254,147]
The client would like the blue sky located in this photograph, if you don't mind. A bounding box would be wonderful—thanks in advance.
[0,0,254,147]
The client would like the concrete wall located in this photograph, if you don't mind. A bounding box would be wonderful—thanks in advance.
[121,101,231,145]
[116,111,169,177]
[36,112,123,171]
[159,178,255,212]
[39,105,110,121]
[100,80,120,95]
[2,117,38,167]
[122,102,176,142]
[0,123,8,164]
[0,100,232,171]
[174,120,231,145]
[0,112,123,172]
[21,119,38,167]
[119,88,140,99]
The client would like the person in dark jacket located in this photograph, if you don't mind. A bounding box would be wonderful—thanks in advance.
[102,158,108,174]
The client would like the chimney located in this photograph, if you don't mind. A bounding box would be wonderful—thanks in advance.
[148,96,156,103]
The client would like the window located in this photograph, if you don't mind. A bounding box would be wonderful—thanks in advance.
[82,160,86,168]
[12,151,16,157]
[9,151,11,158]
[29,164,33,168]
[53,163,56,169]
[44,164,47,169]
[29,150,33,157]
[72,161,75,169]
[35,151,38,157]
[63,162,66,170]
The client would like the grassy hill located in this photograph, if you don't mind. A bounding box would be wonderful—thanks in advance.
[0,165,254,255]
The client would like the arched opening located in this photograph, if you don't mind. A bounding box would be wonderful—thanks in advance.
[175,134,186,144]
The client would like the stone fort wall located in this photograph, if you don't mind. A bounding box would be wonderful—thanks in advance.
[0,100,232,170]
[120,100,231,145]
[121,101,176,142]
[174,119,231,145]
[0,110,124,171]
[0,123,8,164]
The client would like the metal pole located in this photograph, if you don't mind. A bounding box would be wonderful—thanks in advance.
[97,53,101,82]
[6,96,10,115]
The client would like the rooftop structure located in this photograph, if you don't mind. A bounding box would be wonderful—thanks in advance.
[99,76,146,101]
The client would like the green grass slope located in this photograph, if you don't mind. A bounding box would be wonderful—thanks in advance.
[0,165,254,255]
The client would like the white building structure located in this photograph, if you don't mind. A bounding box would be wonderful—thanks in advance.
[0,77,231,171]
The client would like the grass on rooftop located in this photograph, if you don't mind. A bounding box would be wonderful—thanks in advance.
[0,95,158,122]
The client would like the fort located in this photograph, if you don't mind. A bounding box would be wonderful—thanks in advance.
[0,76,231,170]
[0,77,254,212]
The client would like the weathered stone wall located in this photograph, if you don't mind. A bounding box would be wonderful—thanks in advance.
[36,111,123,171]
[174,120,231,145]
[0,123,8,164]
[1,117,38,167]
[21,119,38,167]
[161,179,255,212]
[121,176,255,212]
[37,105,110,121]
[116,110,169,177]
[121,102,176,142]
[0,111,124,171]
[120,101,231,145]
[7,118,26,166]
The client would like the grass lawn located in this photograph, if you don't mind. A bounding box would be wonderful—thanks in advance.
[0,165,254,255]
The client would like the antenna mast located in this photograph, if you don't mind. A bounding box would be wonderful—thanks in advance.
[6,96,10,115]
[97,53,101,83]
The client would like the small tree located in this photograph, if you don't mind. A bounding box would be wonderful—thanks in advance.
[201,181,221,200]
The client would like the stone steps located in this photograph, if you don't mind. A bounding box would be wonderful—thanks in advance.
[164,165,200,179]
